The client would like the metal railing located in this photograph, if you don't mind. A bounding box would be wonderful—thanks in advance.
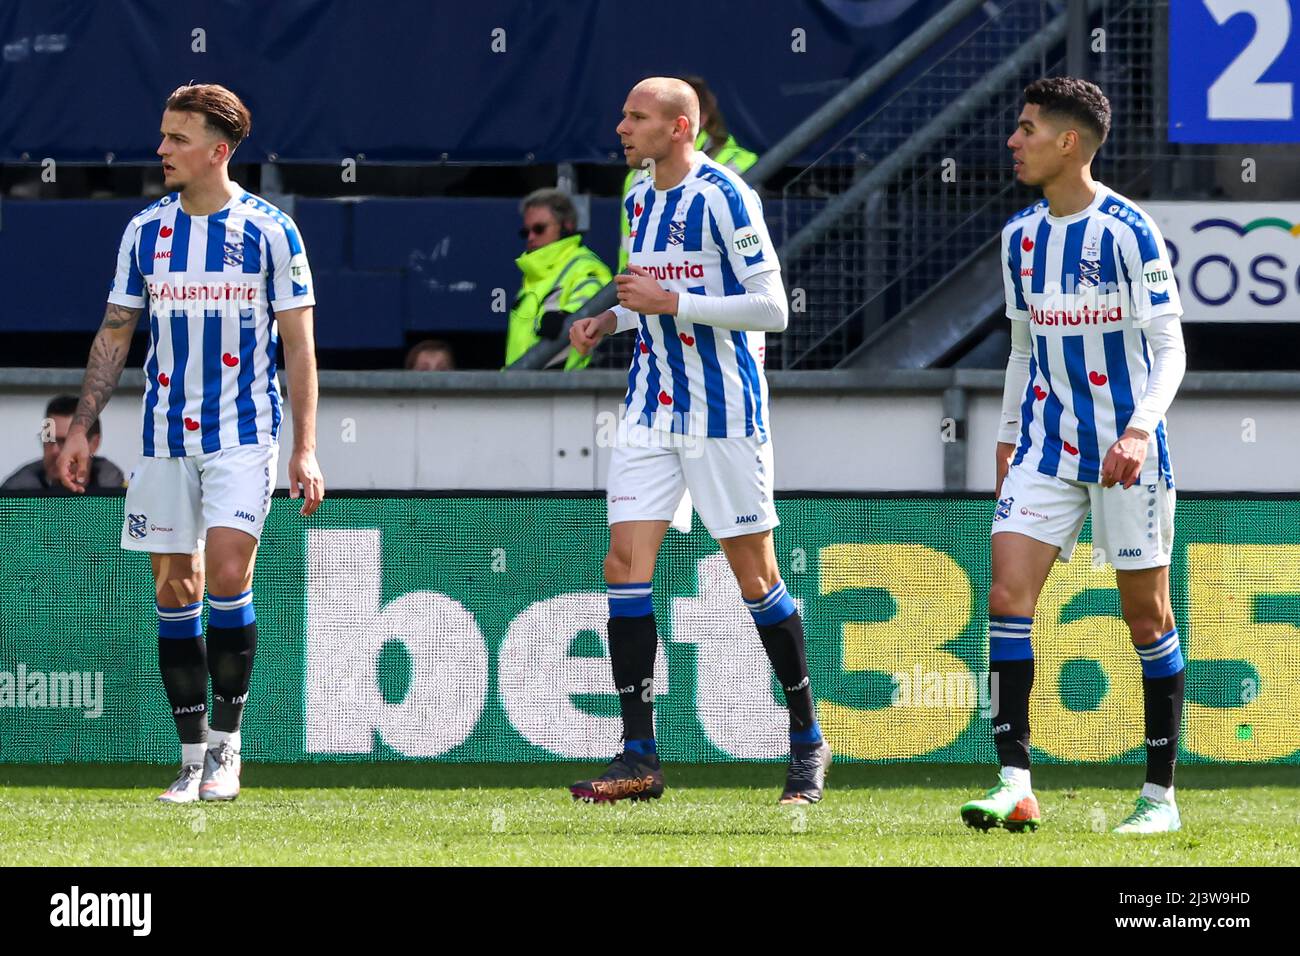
[522,0,1200,373]
[775,0,1217,370]
[512,0,997,371]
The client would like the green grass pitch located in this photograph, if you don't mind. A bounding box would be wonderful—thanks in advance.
[3,763,1296,866]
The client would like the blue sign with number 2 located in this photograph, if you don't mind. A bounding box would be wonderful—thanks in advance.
[1170,0,1300,143]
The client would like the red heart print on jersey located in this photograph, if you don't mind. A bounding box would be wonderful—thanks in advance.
[1021,236,1034,252]
[158,372,170,387]
[1089,371,1107,386]
[223,353,239,367]
[160,225,174,238]
[679,333,695,346]
[1033,385,1046,400]
[1063,441,1079,455]
[658,390,672,405]
[184,417,200,431]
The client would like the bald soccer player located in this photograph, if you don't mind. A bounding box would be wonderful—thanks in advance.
[567,78,831,806]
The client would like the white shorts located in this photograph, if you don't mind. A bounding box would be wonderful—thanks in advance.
[991,464,1174,571]
[606,424,778,540]
[121,444,278,553]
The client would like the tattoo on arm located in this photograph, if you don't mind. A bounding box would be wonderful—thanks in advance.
[101,302,141,330]
[71,304,142,433]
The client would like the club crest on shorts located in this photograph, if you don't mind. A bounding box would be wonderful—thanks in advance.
[994,496,1014,522]
[127,513,148,539]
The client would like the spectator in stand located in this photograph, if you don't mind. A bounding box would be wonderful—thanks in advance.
[2,394,125,493]
[405,339,456,371]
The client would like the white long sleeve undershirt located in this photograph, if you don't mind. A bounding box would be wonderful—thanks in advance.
[612,268,789,334]
[1127,313,1187,435]
[996,314,1187,444]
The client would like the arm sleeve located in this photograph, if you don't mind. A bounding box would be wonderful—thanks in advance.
[1119,218,1181,327]
[1126,313,1186,435]
[107,222,147,309]
[267,215,316,311]
[675,268,788,332]
[1002,225,1030,322]
[997,318,1033,444]
[612,305,639,334]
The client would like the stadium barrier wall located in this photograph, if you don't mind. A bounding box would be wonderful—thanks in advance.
[1,493,1296,765]
[3,369,1299,493]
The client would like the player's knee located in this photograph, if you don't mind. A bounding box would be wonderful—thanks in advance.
[735,572,775,603]
[156,574,202,608]
[1125,613,1168,647]
[206,560,252,598]
[987,581,1032,618]
[603,548,632,585]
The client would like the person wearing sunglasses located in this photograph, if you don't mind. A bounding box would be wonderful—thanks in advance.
[505,189,612,370]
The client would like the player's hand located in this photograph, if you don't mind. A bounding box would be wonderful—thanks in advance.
[994,441,1016,499]
[615,265,678,315]
[55,429,93,494]
[1100,427,1149,489]
[288,448,325,517]
[570,311,617,355]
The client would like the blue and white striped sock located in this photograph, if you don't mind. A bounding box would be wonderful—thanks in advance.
[744,580,796,626]
[157,601,203,639]
[989,614,1034,662]
[208,589,255,628]
[608,582,653,618]
[1136,628,1185,679]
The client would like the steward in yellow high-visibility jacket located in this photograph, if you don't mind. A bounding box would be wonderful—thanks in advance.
[507,189,613,370]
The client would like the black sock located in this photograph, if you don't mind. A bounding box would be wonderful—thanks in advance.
[991,660,1033,769]
[1142,670,1184,788]
[744,581,819,741]
[207,591,258,733]
[755,615,816,736]
[607,613,659,744]
[158,636,208,745]
[989,615,1035,770]
[1137,628,1186,790]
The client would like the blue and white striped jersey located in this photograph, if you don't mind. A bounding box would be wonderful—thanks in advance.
[1001,184,1181,486]
[621,153,778,441]
[107,189,314,458]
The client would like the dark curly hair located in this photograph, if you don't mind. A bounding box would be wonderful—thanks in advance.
[1024,76,1111,148]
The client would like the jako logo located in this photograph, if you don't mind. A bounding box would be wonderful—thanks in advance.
[234,510,256,523]
[1117,547,1143,557]
[993,723,1011,734]
[50,886,151,936]
[734,514,759,524]
[1146,737,1169,747]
